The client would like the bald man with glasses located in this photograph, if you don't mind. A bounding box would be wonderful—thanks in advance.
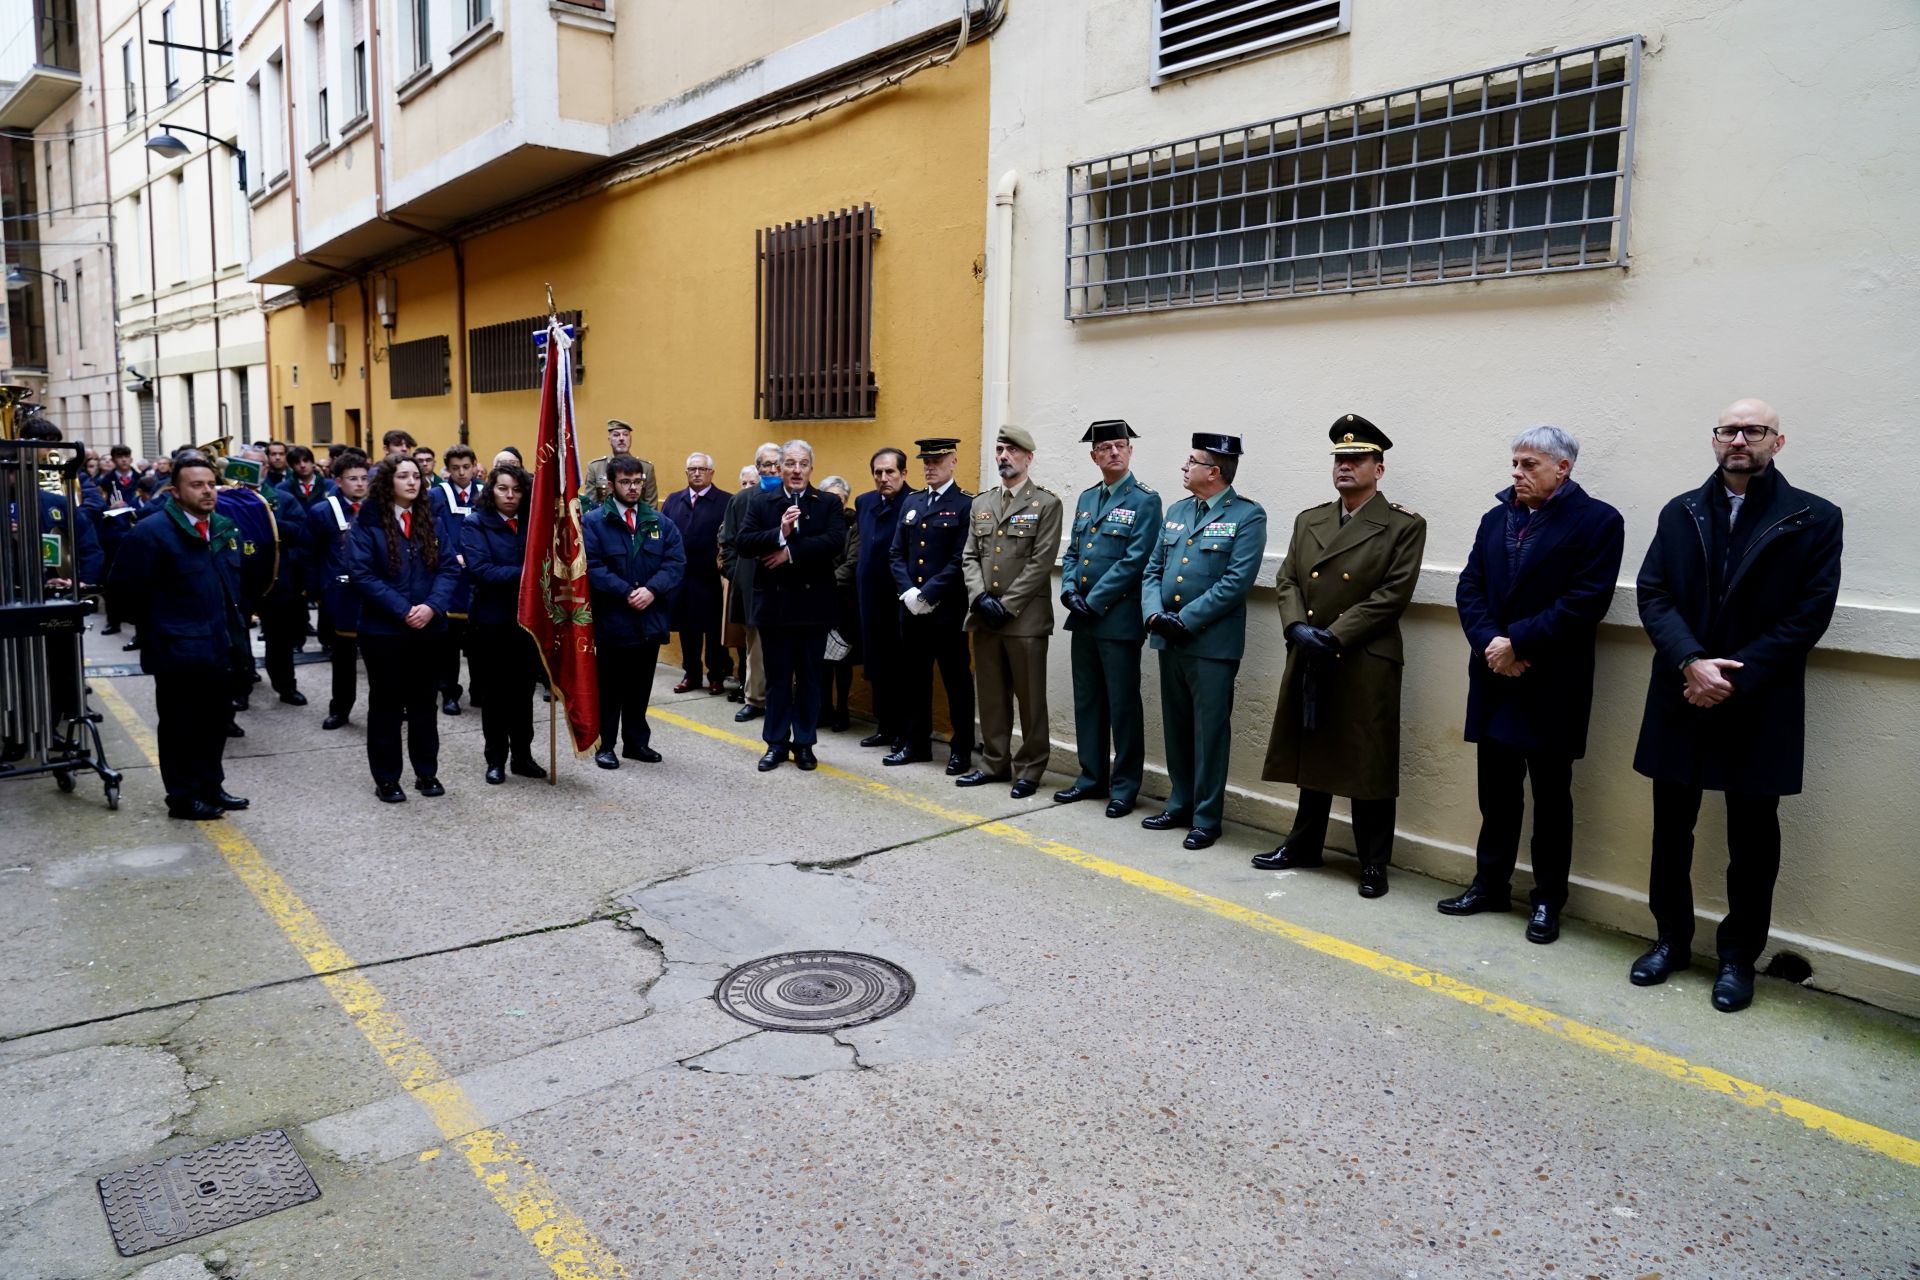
[1628,398,1843,1013]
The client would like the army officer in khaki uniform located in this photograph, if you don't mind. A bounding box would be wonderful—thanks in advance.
[581,419,659,509]
[960,425,1063,799]
[1256,414,1427,898]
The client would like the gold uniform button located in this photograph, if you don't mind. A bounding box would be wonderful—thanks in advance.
[1080,576,1088,586]
[992,580,1000,588]
[1181,557,1189,565]
[1173,595,1182,604]
[1186,538,1193,546]
[1343,572,1351,580]
[1311,571,1319,579]
[1307,609,1314,617]
[1175,575,1184,583]
[918,558,925,565]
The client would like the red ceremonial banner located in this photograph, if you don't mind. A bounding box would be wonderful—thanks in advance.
[517,318,601,754]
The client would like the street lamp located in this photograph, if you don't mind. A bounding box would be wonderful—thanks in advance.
[6,264,69,300]
[146,127,248,192]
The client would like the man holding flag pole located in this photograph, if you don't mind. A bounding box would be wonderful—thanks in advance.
[517,298,602,775]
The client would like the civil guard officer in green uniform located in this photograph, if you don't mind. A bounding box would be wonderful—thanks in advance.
[1140,432,1267,849]
[1255,414,1427,898]
[1054,419,1161,818]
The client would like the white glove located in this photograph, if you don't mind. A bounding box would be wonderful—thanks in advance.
[901,587,933,616]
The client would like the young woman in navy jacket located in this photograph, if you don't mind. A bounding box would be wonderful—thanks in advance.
[350,456,461,802]
[460,464,546,784]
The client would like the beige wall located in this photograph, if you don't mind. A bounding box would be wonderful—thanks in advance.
[385,37,514,189]
[990,0,1920,1010]
[613,0,879,116]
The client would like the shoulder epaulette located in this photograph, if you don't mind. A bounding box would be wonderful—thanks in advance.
[1134,482,1156,494]
[1390,502,1420,517]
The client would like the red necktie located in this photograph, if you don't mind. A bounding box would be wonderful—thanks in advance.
[625,508,636,531]
[505,517,518,534]
[302,482,312,497]
[195,518,209,542]
[349,501,359,516]
[457,488,468,505]
[401,511,412,539]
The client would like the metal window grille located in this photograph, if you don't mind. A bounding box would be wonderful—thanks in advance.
[469,310,582,393]
[1153,0,1349,85]
[755,203,879,421]
[389,335,451,398]
[1067,36,1641,319]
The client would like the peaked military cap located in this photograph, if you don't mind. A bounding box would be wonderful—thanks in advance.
[914,437,962,459]
[1191,432,1244,457]
[997,424,1037,452]
[1082,419,1139,443]
[1329,413,1391,455]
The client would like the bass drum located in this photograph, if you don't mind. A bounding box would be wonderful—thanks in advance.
[215,486,280,609]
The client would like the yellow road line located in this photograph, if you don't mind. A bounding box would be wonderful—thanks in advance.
[655,707,1920,1171]
[94,681,629,1279]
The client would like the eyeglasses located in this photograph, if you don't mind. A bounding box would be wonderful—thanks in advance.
[1180,458,1218,471]
[1713,424,1776,443]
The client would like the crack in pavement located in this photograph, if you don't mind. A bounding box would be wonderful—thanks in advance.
[0,909,634,1046]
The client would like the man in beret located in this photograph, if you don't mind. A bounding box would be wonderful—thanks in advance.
[582,419,659,510]
[1055,419,1161,818]
[1140,434,1267,850]
[887,438,977,774]
[960,425,1063,799]
[1256,415,1427,898]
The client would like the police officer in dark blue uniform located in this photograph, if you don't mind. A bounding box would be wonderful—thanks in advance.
[107,455,248,820]
[853,447,916,750]
[885,437,975,773]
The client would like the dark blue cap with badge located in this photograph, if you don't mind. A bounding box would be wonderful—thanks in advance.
[1329,413,1392,455]
[914,437,961,459]
[1081,419,1139,443]
[1191,432,1244,457]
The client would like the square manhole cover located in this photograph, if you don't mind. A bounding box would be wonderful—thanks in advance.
[97,1128,320,1256]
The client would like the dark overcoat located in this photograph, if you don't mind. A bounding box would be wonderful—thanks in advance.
[719,485,761,627]
[460,507,530,627]
[854,485,914,662]
[888,483,973,623]
[735,485,847,630]
[1456,481,1625,758]
[310,494,364,632]
[347,502,462,637]
[584,499,686,647]
[661,485,729,632]
[106,503,246,674]
[1632,467,1842,797]
[1263,493,1427,800]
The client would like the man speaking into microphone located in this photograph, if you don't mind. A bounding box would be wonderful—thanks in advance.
[735,440,847,772]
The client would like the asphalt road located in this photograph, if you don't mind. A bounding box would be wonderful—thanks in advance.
[2,661,1916,1280]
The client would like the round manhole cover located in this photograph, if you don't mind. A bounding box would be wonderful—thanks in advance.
[714,951,915,1032]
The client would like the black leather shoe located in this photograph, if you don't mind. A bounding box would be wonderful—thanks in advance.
[167,798,224,821]
[794,746,818,771]
[208,791,250,811]
[1525,903,1561,944]
[1711,961,1755,1013]
[1437,885,1511,916]
[1251,843,1322,871]
[735,704,764,722]
[416,777,445,797]
[594,750,620,770]
[622,745,663,763]
[1010,779,1038,800]
[509,756,547,779]
[122,638,141,650]
[485,766,507,785]
[945,752,970,776]
[1629,939,1692,986]
[1104,798,1135,819]
[859,731,891,748]
[100,623,121,635]
[277,689,308,706]
[321,713,349,730]
[726,688,745,703]
[1358,865,1389,898]
[1052,784,1108,804]
[757,746,788,772]
[1140,810,1191,831]
[883,746,930,766]
[954,770,1007,788]
[226,723,246,738]
[442,697,461,716]
[1183,828,1219,850]
[231,697,249,712]
[375,782,407,803]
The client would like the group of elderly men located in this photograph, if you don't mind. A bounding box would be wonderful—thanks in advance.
[686,398,1838,1016]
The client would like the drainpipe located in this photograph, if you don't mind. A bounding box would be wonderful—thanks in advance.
[986,170,1017,438]
[91,0,127,446]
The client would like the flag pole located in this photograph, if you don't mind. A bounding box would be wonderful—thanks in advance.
[545,282,558,786]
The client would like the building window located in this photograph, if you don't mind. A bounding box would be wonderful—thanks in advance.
[172,171,189,283]
[122,40,137,121]
[389,335,451,398]
[162,6,180,100]
[183,374,197,435]
[305,6,328,150]
[42,144,52,223]
[410,0,431,70]
[282,404,294,439]
[349,0,367,118]
[467,0,490,29]
[754,203,879,421]
[236,369,251,437]
[216,0,230,52]
[1067,36,1641,318]
[65,138,76,209]
[72,268,83,348]
[469,310,582,393]
[310,400,332,443]
[1152,0,1350,84]
[266,51,287,178]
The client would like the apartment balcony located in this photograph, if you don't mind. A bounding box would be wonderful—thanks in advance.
[0,2,81,129]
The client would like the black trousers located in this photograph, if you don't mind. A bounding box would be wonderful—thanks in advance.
[679,615,731,684]
[598,642,661,752]
[154,666,228,802]
[470,623,538,766]
[1472,742,1576,909]
[1649,780,1783,966]
[864,630,909,744]
[820,658,854,726]
[762,624,826,747]
[1287,788,1398,868]
[438,618,470,701]
[360,632,445,785]
[328,634,359,717]
[260,592,305,693]
[901,615,974,755]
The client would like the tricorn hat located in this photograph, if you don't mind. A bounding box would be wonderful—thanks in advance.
[1191,432,1244,457]
[1329,413,1392,455]
[1081,419,1139,444]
